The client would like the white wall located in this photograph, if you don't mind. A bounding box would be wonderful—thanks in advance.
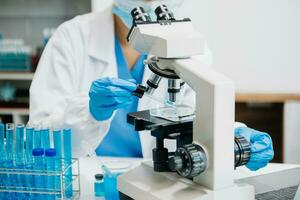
[180,0,300,94]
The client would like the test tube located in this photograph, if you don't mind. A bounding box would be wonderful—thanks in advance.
[53,129,62,195]
[42,128,50,150]
[25,126,34,164]
[16,124,25,166]
[45,148,56,200]
[32,148,45,199]
[25,126,34,199]
[63,128,73,198]
[0,123,5,199]
[6,123,14,163]
[5,124,15,199]
[0,123,5,161]
[33,128,41,148]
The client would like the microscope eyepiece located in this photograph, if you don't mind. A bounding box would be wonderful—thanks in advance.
[131,7,152,24]
[155,5,175,21]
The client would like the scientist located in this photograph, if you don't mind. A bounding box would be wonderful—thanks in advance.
[29,0,273,171]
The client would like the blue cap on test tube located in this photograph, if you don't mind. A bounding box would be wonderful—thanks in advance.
[45,149,56,157]
[32,148,44,156]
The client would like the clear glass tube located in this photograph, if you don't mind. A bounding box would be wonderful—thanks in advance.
[25,126,34,165]
[33,148,45,199]
[45,148,56,200]
[6,123,14,162]
[42,128,50,150]
[63,128,73,198]
[33,128,41,149]
[53,129,62,194]
[16,124,25,166]
[0,123,5,161]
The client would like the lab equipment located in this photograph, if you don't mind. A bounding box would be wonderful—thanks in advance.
[6,123,14,163]
[94,174,105,197]
[25,126,34,165]
[102,165,120,200]
[0,123,4,159]
[16,124,25,165]
[33,148,45,199]
[0,82,16,102]
[235,127,274,171]
[53,129,62,194]
[0,123,81,199]
[89,77,137,121]
[63,128,73,198]
[33,128,42,148]
[118,5,273,200]
[45,148,56,200]
[0,38,31,71]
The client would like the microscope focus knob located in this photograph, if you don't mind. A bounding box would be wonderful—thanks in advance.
[169,144,207,178]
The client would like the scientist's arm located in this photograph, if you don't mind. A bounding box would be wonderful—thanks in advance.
[29,21,110,157]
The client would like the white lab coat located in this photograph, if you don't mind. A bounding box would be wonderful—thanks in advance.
[29,5,213,158]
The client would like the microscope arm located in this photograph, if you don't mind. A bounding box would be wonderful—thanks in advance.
[171,57,236,190]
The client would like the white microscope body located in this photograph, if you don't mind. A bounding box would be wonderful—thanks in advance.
[118,6,255,200]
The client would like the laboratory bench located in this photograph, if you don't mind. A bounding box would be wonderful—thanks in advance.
[79,156,300,200]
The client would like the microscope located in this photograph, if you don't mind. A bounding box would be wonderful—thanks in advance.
[118,5,255,200]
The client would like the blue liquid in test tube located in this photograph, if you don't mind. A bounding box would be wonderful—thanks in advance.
[5,124,15,199]
[33,128,41,149]
[0,123,6,199]
[16,124,25,165]
[53,129,62,197]
[33,148,45,199]
[16,124,25,199]
[63,128,73,198]
[42,128,50,150]
[45,148,56,200]
[25,126,34,199]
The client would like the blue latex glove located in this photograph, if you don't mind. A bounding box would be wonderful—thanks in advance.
[235,127,274,171]
[89,77,137,121]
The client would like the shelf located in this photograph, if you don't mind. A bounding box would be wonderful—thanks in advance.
[0,107,29,115]
[236,93,300,103]
[0,72,34,80]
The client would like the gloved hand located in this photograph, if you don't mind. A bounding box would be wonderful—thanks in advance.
[235,127,274,171]
[89,77,137,121]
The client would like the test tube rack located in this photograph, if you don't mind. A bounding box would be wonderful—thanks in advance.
[0,158,80,200]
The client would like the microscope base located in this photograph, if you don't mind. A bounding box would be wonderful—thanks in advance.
[118,161,255,200]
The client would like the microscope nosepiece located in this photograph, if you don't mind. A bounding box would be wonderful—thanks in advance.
[155,5,176,21]
[131,7,152,23]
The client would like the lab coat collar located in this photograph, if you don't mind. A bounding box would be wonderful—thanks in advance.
[88,4,115,63]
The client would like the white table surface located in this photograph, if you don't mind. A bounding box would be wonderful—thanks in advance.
[78,156,300,200]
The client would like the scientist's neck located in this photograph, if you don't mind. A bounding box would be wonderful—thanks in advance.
[114,15,140,70]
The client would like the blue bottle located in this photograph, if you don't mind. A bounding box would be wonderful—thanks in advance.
[33,148,45,199]
[63,128,73,198]
[45,148,56,200]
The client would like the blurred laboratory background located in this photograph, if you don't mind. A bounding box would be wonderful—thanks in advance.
[0,0,299,166]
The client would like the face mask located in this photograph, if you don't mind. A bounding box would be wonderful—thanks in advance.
[113,0,184,28]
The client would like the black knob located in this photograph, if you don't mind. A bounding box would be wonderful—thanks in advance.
[131,7,152,24]
[155,5,175,21]
[170,144,207,178]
